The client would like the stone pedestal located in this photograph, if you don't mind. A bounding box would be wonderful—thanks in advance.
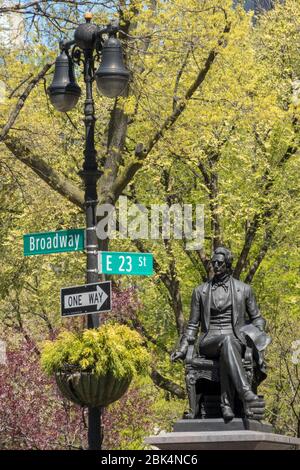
[173,418,273,433]
[145,419,300,450]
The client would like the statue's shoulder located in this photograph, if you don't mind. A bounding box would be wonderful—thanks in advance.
[194,280,212,295]
[231,276,251,291]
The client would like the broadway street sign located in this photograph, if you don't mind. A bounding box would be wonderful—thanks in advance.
[24,228,85,256]
[61,281,111,317]
[98,251,153,276]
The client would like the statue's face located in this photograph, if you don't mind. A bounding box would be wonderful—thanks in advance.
[211,253,227,276]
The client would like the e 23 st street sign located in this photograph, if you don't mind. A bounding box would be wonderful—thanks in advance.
[98,251,153,276]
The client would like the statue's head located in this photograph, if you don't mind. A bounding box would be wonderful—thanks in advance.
[211,246,233,277]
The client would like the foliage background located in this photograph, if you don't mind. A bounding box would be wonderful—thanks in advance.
[0,0,300,448]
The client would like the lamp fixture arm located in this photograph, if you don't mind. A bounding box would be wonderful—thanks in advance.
[98,23,119,38]
[95,24,119,55]
[59,39,76,53]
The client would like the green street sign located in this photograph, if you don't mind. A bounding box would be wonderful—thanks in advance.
[98,251,153,276]
[23,228,85,256]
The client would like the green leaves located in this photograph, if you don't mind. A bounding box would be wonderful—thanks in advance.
[40,323,151,379]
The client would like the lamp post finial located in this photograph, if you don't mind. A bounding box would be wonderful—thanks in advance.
[85,12,93,22]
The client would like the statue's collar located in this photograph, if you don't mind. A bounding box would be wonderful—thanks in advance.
[211,274,231,291]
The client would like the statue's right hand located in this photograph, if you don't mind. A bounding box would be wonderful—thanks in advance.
[170,351,185,362]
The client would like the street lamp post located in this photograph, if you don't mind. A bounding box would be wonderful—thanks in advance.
[47,12,129,450]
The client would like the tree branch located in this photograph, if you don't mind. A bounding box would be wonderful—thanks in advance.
[132,238,174,305]
[173,47,192,112]
[0,62,53,142]
[126,180,185,335]
[183,245,207,283]
[131,315,170,354]
[111,21,231,202]
[209,172,222,250]
[146,21,231,155]
[4,137,84,208]
[0,1,95,14]
[234,143,298,279]
[244,226,274,283]
[150,368,186,399]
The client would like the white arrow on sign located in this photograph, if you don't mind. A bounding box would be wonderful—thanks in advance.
[64,285,108,311]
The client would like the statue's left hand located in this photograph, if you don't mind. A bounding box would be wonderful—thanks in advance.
[170,351,185,362]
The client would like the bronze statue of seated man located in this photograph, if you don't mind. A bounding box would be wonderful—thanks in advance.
[171,247,271,422]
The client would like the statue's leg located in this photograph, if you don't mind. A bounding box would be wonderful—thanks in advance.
[220,336,249,393]
[199,333,221,358]
[220,336,259,417]
[220,363,235,420]
[200,334,232,419]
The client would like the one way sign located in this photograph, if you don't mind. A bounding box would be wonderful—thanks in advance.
[61,281,111,317]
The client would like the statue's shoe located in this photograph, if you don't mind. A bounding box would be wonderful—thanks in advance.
[183,411,196,420]
[243,390,260,403]
[221,406,234,421]
[242,391,265,419]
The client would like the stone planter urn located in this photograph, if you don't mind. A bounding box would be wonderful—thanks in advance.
[55,369,131,407]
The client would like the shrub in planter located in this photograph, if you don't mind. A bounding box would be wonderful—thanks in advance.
[40,323,151,407]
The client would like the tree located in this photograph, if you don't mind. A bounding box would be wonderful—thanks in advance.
[1,0,300,442]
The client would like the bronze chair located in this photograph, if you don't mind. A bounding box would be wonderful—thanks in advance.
[184,338,265,420]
